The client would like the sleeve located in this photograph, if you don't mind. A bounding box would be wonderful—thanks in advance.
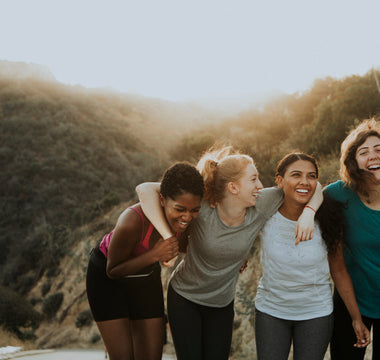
[255,187,284,218]
[324,180,347,203]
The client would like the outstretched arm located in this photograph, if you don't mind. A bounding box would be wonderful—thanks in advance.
[328,244,371,348]
[295,182,323,244]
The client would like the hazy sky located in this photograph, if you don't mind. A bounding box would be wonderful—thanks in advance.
[1,0,380,102]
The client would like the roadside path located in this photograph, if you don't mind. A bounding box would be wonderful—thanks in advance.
[1,349,175,360]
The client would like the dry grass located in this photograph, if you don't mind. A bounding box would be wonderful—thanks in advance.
[0,327,34,350]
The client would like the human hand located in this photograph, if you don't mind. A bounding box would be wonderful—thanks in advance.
[152,236,179,264]
[295,207,315,245]
[352,319,371,348]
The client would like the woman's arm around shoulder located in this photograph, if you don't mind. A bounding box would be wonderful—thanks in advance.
[136,182,174,240]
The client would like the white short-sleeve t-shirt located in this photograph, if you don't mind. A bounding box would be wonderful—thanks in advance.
[255,211,333,320]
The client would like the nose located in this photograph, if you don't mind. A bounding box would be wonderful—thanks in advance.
[257,179,264,190]
[300,175,309,185]
[181,211,192,222]
[368,150,378,160]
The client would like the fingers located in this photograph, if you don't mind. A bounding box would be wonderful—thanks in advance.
[352,322,371,348]
[155,237,179,262]
[294,228,314,245]
[162,257,178,268]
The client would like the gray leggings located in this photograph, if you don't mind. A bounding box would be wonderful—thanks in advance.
[255,309,333,360]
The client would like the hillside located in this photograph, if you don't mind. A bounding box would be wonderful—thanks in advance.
[0,66,228,295]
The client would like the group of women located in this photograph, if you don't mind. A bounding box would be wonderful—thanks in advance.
[86,118,380,360]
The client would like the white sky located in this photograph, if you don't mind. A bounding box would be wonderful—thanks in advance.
[1,0,380,102]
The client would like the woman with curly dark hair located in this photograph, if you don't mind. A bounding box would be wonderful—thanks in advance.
[86,162,204,360]
[325,119,380,360]
[254,152,370,360]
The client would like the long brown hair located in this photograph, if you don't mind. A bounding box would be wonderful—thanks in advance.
[340,118,380,197]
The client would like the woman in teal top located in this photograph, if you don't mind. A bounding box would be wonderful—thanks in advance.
[324,119,380,360]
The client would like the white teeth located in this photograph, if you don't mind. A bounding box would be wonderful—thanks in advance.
[368,165,380,170]
[296,189,308,193]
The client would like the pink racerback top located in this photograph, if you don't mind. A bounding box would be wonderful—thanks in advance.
[99,207,154,258]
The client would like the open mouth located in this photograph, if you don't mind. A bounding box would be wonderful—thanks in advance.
[296,189,309,194]
[368,164,380,171]
[176,220,190,230]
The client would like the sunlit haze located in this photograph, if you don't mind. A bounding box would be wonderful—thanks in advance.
[1,0,380,103]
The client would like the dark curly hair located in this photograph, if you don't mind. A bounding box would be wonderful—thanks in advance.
[316,193,345,254]
[160,162,204,200]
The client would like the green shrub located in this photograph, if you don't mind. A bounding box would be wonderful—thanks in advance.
[41,292,64,319]
[90,333,101,343]
[75,309,93,328]
[0,285,42,333]
[41,282,51,296]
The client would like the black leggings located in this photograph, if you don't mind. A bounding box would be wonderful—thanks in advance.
[330,291,379,360]
[255,309,333,360]
[167,283,234,360]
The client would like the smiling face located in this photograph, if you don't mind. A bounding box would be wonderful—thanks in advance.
[277,160,318,206]
[235,163,263,207]
[355,135,380,181]
[160,192,202,233]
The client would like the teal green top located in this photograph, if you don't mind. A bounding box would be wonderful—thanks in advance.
[325,180,380,318]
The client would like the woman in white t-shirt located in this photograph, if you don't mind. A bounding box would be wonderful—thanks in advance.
[254,152,370,360]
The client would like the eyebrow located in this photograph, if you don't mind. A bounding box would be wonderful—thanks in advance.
[289,170,317,175]
[174,204,201,210]
[358,144,380,151]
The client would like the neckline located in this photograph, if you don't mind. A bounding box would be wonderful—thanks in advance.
[352,188,380,213]
[215,205,247,228]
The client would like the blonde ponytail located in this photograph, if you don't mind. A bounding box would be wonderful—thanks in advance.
[197,146,254,204]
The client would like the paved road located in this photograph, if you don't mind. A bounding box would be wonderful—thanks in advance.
[5,349,175,360]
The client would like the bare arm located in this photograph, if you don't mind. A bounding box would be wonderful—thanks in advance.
[135,182,174,240]
[106,209,178,278]
[136,182,180,267]
[328,243,371,347]
[295,182,323,244]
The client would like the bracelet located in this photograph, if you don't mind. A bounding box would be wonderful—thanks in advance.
[305,205,316,213]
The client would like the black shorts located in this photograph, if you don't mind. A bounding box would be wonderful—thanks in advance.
[86,247,164,322]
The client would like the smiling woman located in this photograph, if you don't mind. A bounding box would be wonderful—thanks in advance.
[254,152,370,360]
[136,146,323,360]
[324,119,380,360]
[85,162,204,360]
